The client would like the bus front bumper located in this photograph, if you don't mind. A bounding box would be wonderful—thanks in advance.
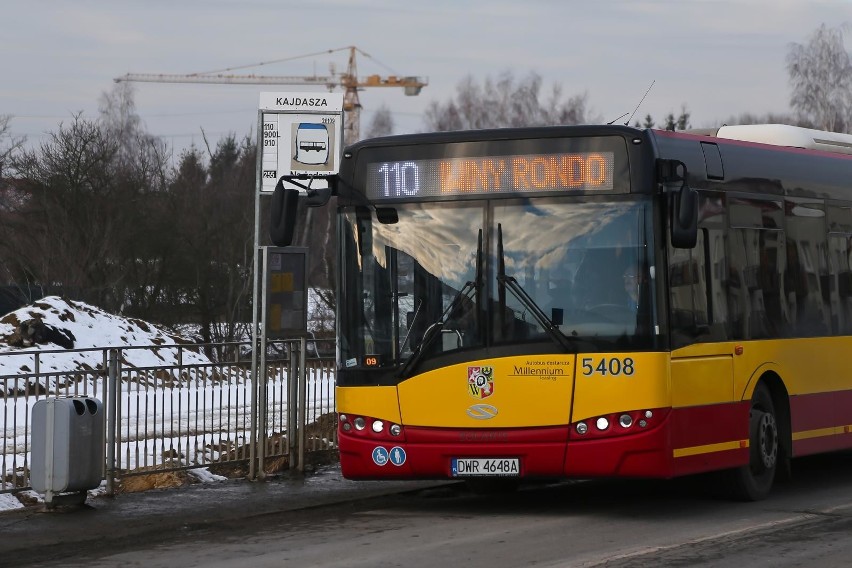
[338,420,673,480]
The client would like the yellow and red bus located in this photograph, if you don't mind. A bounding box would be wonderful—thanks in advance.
[271,123,852,500]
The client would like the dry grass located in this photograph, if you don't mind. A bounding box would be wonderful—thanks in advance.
[119,470,187,493]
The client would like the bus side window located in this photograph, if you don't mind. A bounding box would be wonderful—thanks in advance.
[670,192,730,347]
[829,234,852,334]
[827,205,852,334]
[669,230,710,346]
[786,200,830,337]
[705,226,730,339]
[727,196,786,340]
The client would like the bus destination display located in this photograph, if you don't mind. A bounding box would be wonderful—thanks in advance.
[366,152,615,199]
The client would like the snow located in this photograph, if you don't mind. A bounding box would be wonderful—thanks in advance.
[187,467,228,483]
[0,492,23,511]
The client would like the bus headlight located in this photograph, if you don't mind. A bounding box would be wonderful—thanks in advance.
[570,408,668,440]
[354,417,366,431]
[390,424,402,436]
[371,420,384,433]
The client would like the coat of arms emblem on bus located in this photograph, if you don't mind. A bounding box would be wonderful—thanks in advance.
[468,366,494,399]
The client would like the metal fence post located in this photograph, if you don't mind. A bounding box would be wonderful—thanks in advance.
[287,341,298,470]
[256,336,268,480]
[249,337,258,481]
[106,348,118,497]
[297,336,307,474]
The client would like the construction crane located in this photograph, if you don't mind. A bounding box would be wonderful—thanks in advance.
[114,46,427,144]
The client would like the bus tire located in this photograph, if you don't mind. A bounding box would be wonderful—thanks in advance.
[729,382,778,501]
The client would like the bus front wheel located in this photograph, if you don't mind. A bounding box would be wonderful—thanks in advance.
[729,382,778,501]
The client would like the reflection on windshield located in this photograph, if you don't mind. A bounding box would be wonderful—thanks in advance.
[338,198,656,371]
[491,200,654,345]
[339,202,485,371]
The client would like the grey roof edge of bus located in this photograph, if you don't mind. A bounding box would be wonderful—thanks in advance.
[349,124,852,157]
[343,124,645,153]
[684,124,852,156]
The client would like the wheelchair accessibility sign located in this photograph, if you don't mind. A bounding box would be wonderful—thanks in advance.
[372,447,389,466]
[372,446,406,467]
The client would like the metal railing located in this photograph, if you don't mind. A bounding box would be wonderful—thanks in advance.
[1,339,336,495]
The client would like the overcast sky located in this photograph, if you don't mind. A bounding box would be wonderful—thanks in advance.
[3,0,850,158]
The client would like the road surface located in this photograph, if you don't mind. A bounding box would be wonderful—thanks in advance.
[10,452,852,567]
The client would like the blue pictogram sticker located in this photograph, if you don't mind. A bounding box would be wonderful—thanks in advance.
[389,446,406,467]
[372,446,389,466]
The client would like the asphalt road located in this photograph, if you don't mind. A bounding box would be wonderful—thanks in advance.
[7,453,852,567]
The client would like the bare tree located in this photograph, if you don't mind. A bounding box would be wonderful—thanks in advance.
[94,84,174,317]
[3,114,125,307]
[0,115,26,293]
[364,104,395,139]
[99,82,141,146]
[0,115,25,179]
[787,23,852,133]
[423,71,598,131]
[99,82,170,180]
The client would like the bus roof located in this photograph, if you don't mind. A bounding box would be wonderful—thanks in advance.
[712,124,852,156]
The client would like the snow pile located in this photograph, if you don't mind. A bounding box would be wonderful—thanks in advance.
[0,296,211,377]
[187,467,228,483]
[0,492,23,511]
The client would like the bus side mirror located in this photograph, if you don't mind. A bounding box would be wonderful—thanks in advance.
[269,178,299,247]
[659,160,698,249]
[304,176,337,207]
[671,185,698,248]
[306,185,332,207]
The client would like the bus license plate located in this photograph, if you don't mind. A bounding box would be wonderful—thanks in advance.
[451,458,520,477]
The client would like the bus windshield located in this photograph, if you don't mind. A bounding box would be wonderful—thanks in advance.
[338,197,657,371]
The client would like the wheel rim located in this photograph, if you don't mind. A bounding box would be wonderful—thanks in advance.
[757,410,778,470]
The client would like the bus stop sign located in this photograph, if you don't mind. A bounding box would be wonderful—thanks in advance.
[258,92,344,193]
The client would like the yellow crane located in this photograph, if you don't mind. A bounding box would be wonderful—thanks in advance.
[114,46,427,144]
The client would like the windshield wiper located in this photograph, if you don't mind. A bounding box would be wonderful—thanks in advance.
[399,299,423,354]
[497,274,575,352]
[398,230,483,379]
[397,280,475,378]
[497,223,575,352]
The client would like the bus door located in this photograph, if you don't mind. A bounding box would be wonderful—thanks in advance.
[668,218,741,476]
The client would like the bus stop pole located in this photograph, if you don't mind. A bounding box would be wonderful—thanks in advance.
[256,247,270,481]
[249,109,263,481]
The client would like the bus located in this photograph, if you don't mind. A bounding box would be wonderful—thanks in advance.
[270,123,852,500]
